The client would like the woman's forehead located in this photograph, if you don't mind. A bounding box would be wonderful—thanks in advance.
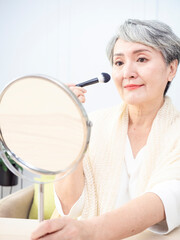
[113,39,156,55]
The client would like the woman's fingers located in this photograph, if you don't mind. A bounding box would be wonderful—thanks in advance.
[68,85,87,103]
[31,217,92,240]
[31,218,65,239]
[78,95,85,103]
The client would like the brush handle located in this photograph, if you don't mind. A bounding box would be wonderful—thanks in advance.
[76,78,99,87]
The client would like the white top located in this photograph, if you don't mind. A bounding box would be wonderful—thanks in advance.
[54,137,180,234]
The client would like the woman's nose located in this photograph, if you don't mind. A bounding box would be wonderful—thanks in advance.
[122,62,137,79]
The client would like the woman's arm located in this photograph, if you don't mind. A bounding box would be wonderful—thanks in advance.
[89,192,165,240]
[54,84,87,215]
[31,192,165,240]
[54,161,84,215]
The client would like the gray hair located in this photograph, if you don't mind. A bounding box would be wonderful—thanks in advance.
[107,19,180,94]
[107,19,180,65]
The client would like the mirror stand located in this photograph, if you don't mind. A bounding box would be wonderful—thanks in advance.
[38,183,44,222]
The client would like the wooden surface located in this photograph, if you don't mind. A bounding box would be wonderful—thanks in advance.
[0,218,38,240]
[0,218,180,240]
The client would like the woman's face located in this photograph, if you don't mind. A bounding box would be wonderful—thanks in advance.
[112,39,176,106]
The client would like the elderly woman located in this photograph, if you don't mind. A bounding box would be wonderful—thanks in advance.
[31,19,180,240]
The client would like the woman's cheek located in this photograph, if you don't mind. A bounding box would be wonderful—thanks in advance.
[113,75,122,89]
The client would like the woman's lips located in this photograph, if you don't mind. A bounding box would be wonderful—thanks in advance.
[124,84,144,90]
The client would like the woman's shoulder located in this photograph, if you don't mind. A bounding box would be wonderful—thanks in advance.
[168,99,180,131]
[88,104,123,123]
[87,104,124,141]
[162,98,180,146]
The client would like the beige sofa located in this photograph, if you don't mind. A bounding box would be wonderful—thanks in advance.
[0,185,34,218]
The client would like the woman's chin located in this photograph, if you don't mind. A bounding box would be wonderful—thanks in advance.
[123,95,146,106]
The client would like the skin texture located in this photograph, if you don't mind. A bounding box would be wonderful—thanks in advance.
[31,40,178,240]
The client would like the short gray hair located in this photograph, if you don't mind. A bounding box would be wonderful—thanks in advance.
[107,19,180,94]
[107,19,180,65]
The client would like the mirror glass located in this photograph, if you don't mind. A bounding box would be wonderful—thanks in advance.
[0,75,90,183]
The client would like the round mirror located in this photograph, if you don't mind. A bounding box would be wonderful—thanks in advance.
[0,75,91,184]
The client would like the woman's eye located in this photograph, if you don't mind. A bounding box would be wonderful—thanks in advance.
[137,57,148,63]
[114,61,123,66]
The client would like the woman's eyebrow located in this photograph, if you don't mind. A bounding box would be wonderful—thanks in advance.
[113,49,152,57]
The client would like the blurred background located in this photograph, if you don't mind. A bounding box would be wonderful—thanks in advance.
[0,0,180,197]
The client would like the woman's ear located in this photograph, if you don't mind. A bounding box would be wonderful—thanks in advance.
[168,59,178,82]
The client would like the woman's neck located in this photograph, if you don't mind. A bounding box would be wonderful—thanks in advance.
[127,98,165,158]
[128,98,165,129]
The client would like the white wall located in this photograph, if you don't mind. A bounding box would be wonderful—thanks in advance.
[0,0,180,113]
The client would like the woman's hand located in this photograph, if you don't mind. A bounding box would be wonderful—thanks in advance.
[67,84,87,103]
[31,217,93,240]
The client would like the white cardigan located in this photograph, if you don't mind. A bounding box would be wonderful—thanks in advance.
[54,136,180,234]
[52,97,180,232]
